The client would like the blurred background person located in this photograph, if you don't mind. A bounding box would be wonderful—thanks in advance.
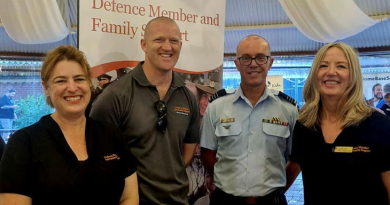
[0,88,18,142]
[87,68,131,116]
[290,43,390,205]
[376,83,390,109]
[91,73,113,103]
[371,83,383,108]
[97,73,112,89]
[380,93,390,117]
[186,73,220,205]
[194,72,220,124]
[0,45,138,205]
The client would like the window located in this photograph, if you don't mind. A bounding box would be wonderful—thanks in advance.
[0,59,54,143]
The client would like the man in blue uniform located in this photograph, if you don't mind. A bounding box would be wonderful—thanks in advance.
[200,35,300,205]
[0,88,18,142]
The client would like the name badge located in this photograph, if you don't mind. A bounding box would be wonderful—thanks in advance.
[333,146,353,153]
[220,118,234,123]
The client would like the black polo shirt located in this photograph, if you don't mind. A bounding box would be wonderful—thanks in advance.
[90,62,200,205]
[0,115,136,205]
[291,111,390,205]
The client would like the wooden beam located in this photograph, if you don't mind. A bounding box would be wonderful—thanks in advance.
[0,52,45,60]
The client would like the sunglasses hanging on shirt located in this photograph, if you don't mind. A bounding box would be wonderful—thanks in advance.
[155,100,168,133]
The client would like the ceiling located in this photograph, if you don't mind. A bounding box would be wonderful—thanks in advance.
[0,0,389,59]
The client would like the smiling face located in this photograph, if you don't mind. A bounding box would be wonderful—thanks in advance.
[141,18,182,73]
[43,60,91,118]
[373,85,383,100]
[316,47,350,102]
[234,36,273,91]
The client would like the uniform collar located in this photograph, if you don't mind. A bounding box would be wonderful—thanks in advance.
[232,86,277,104]
[133,61,185,88]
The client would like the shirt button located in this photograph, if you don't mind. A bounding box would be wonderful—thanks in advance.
[250,131,254,134]
[249,149,252,153]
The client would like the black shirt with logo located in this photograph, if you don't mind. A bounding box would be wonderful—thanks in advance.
[291,111,390,205]
[0,115,136,205]
[90,62,200,205]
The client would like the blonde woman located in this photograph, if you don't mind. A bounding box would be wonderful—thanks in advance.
[0,46,138,205]
[290,43,390,205]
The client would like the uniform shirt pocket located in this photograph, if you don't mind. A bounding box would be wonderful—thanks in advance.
[262,123,290,138]
[215,122,243,156]
[262,123,290,158]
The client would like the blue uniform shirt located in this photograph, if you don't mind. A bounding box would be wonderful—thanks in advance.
[200,86,298,197]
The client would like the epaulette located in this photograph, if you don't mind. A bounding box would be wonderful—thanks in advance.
[274,90,297,106]
[209,89,235,103]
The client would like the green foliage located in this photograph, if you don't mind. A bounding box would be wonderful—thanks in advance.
[13,95,54,129]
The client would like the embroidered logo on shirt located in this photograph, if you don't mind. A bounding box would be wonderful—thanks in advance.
[262,118,289,126]
[104,154,120,161]
[223,125,231,130]
[220,118,234,123]
[352,146,371,153]
[174,106,190,116]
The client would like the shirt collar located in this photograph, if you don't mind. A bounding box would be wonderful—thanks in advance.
[232,86,278,104]
[132,61,185,88]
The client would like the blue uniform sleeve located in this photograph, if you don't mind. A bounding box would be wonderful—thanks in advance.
[200,104,218,150]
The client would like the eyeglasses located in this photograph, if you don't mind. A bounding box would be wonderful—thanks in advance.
[155,100,168,133]
[237,55,270,66]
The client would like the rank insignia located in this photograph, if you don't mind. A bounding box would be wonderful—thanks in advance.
[220,118,235,123]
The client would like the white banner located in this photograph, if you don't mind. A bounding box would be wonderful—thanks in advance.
[79,0,226,77]
[267,75,284,92]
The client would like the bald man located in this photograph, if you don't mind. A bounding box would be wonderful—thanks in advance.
[200,35,300,205]
[90,17,199,205]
